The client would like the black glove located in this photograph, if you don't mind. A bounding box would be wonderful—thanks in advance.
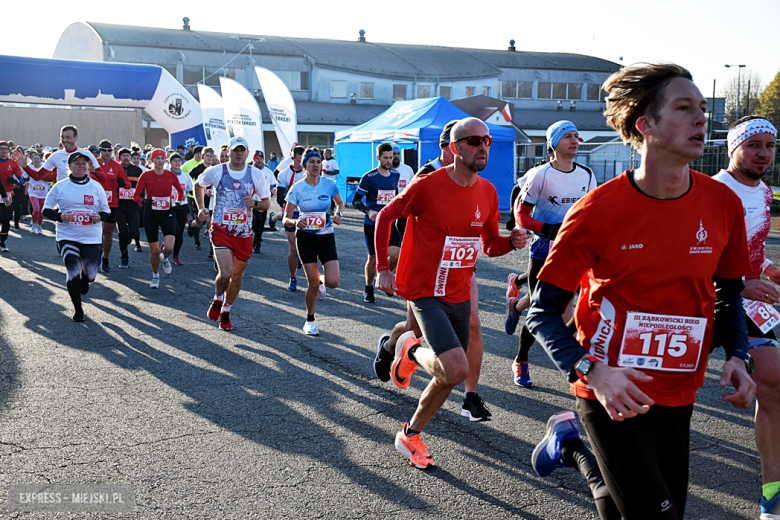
[117,177,126,188]
[541,223,562,240]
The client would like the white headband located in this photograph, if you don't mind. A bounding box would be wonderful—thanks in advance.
[728,119,777,157]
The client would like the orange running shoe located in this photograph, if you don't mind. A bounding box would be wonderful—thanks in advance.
[506,273,521,301]
[395,423,434,469]
[391,331,420,389]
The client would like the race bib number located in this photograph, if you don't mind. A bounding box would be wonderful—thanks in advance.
[377,190,395,205]
[222,208,247,225]
[618,312,706,372]
[119,188,135,200]
[151,196,170,211]
[105,190,113,204]
[439,236,480,269]
[67,210,95,226]
[31,184,46,193]
[743,299,780,334]
[300,212,327,230]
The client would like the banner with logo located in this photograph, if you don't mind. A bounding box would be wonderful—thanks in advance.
[0,54,205,148]
[196,84,230,150]
[254,67,297,153]
[219,76,263,154]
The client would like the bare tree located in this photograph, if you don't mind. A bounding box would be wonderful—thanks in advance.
[720,70,764,124]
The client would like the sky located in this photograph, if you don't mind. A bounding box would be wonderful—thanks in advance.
[2,0,778,99]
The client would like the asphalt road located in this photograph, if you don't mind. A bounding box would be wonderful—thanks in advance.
[0,209,771,519]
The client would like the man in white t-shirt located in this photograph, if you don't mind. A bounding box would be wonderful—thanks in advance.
[322,148,340,181]
[391,144,415,193]
[21,125,101,183]
[712,115,780,518]
[195,136,271,332]
[251,150,277,253]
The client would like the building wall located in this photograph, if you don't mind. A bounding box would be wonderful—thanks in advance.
[0,106,144,149]
[497,68,610,111]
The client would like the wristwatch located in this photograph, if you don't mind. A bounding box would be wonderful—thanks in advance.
[728,350,754,374]
[336,211,343,218]
[574,355,599,382]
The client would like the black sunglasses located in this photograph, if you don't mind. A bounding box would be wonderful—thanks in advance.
[455,135,492,147]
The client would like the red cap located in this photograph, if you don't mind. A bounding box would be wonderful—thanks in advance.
[149,149,166,161]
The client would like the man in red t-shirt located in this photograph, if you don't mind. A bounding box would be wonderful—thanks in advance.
[374,118,527,469]
[96,140,129,273]
[526,63,756,519]
[0,141,22,251]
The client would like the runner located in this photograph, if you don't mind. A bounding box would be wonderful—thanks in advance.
[526,63,756,519]
[268,142,300,231]
[132,149,184,288]
[251,150,276,254]
[273,145,305,291]
[0,142,24,251]
[41,151,110,322]
[321,148,339,181]
[712,115,780,519]
[194,136,271,331]
[95,140,130,273]
[169,153,194,265]
[392,143,415,191]
[374,117,527,468]
[26,152,52,234]
[373,121,500,422]
[505,120,596,388]
[182,146,203,176]
[19,125,101,183]
[282,149,344,335]
[352,143,401,303]
[116,148,143,267]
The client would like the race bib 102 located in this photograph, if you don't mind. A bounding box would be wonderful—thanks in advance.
[439,236,481,269]
[743,299,780,334]
[300,212,326,230]
[618,312,706,372]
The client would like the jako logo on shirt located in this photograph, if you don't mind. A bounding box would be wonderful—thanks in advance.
[84,195,94,205]
[471,206,483,227]
[233,181,241,190]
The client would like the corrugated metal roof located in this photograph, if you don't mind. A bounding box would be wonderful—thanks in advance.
[262,101,390,126]
[86,22,619,79]
[512,108,613,131]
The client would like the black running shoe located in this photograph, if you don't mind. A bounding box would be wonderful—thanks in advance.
[101,257,110,273]
[461,393,492,422]
[134,244,143,252]
[374,333,393,382]
[363,288,376,303]
[72,310,85,322]
[268,212,277,230]
[194,243,201,250]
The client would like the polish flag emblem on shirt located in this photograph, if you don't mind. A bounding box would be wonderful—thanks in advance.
[84,195,94,205]
[233,181,241,190]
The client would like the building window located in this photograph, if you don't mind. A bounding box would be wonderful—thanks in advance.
[183,65,203,86]
[393,84,407,100]
[417,85,430,98]
[359,82,375,99]
[552,82,567,100]
[482,86,490,96]
[518,81,533,99]
[465,86,476,97]
[500,81,517,98]
[534,145,545,158]
[204,67,223,87]
[567,83,583,100]
[440,86,452,100]
[331,80,347,98]
[586,83,602,101]
[273,71,308,91]
[299,133,333,147]
[537,82,552,99]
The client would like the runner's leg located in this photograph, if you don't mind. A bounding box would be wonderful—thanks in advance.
[214,248,235,298]
[225,255,248,305]
[464,274,482,393]
[751,345,780,489]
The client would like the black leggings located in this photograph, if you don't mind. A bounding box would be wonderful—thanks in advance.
[115,205,140,258]
[0,204,12,244]
[173,204,189,256]
[516,257,545,362]
[57,240,101,312]
[578,398,693,519]
[252,208,267,245]
[12,188,27,225]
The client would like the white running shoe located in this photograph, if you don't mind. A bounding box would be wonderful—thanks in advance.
[303,320,319,336]
[150,275,160,289]
[160,253,172,275]
[318,280,326,300]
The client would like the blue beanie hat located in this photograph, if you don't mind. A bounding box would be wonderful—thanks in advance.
[546,120,579,149]
[390,143,401,152]
[302,150,321,168]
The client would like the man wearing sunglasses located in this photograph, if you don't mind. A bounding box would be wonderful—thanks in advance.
[505,120,596,388]
[374,117,527,469]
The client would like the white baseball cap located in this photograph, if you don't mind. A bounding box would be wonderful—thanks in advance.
[228,136,249,150]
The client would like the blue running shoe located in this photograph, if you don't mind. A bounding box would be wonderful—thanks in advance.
[505,297,520,335]
[532,411,579,477]
[287,278,297,292]
[762,492,780,519]
[513,361,533,388]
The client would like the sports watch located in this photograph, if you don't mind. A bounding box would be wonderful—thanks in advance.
[728,350,754,374]
[574,355,599,382]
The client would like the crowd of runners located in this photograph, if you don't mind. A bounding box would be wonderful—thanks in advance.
[1,62,779,519]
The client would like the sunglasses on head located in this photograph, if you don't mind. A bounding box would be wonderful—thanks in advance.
[455,135,492,147]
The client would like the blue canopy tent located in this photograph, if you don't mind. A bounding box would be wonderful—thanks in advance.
[334,97,516,210]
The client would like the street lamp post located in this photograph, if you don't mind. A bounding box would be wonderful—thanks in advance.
[231,35,266,92]
[725,64,746,121]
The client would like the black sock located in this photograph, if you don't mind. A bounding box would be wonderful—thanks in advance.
[307,314,315,322]
[404,425,420,437]
[66,278,82,313]
[561,438,612,502]
[291,277,296,282]
[365,285,373,293]
[464,391,476,399]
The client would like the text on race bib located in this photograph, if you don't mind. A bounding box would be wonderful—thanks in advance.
[377,190,395,205]
[300,212,327,230]
[105,190,113,203]
[222,208,247,225]
[743,299,780,334]
[439,236,481,269]
[119,188,135,200]
[151,197,170,211]
[31,184,46,192]
[67,210,96,226]
[618,312,706,372]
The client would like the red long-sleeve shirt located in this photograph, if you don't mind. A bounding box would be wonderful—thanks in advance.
[133,169,184,210]
[0,158,23,200]
[96,159,129,208]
